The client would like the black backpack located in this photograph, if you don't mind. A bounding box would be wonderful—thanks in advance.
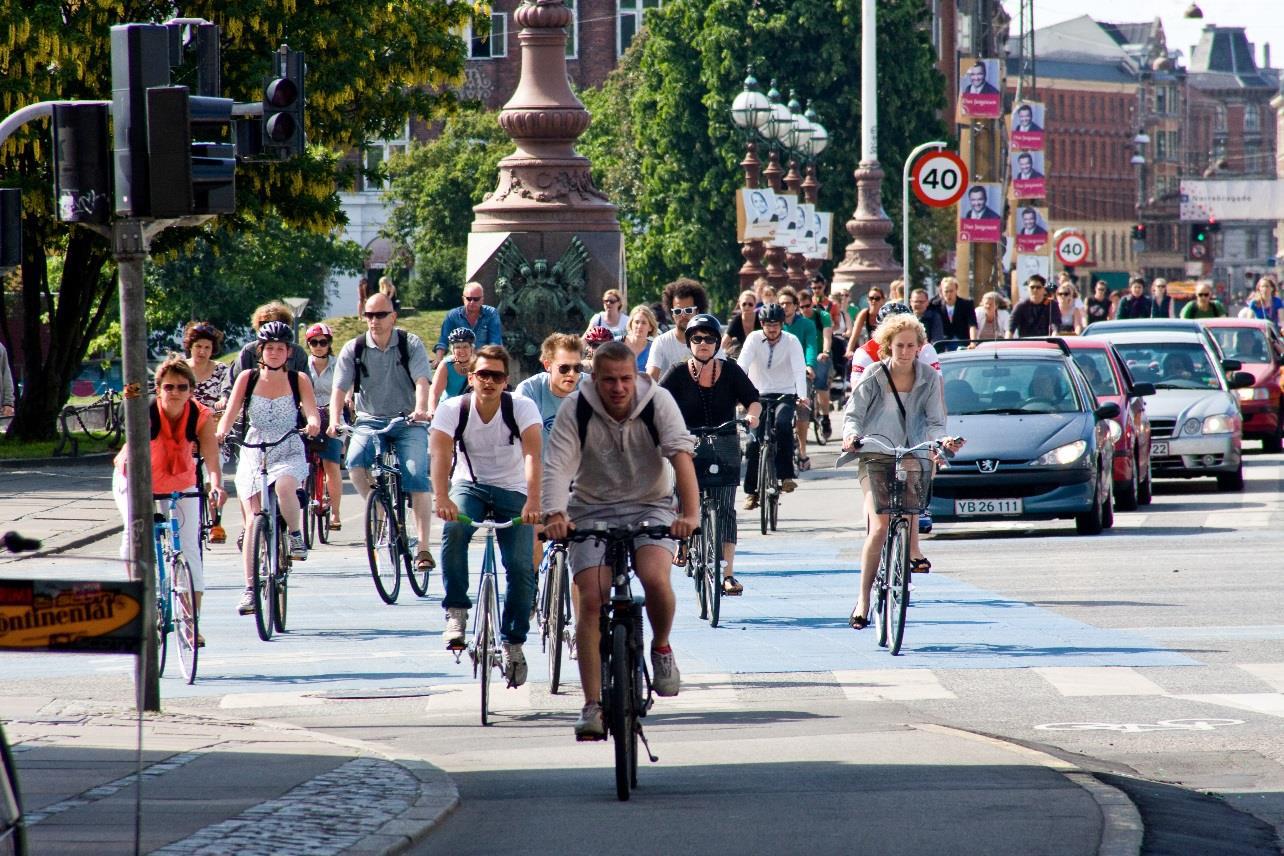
[241,370,306,431]
[574,392,659,447]
[451,391,523,482]
[352,330,413,395]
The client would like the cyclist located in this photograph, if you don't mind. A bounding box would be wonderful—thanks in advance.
[798,287,834,439]
[329,292,437,572]
[427,327,476,419]
[113,355,225,643]
[582,325,615,372]
[738,303,806,510]
[841,313,962,629]
[305,323,344,531]
[431,345,543,684]
[542,341,699,739]
[516,333,584,441]
[646,278,717,379]
[659,314,760,595]
[230,301,309,379]
[183,321,230,413]
[777,287,818,470]
[216,322,320,614]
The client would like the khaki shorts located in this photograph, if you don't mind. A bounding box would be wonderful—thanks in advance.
[567,502,677,575]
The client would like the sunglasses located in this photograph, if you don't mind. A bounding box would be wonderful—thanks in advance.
[868,295,885,302]
[308,338,331,346]
[472,369,507,383]
[778,300,795,307]
[604,298,620,305]
[688,334,718,345]
[364,310,392,320]
[800,302,813,308]
[554,363,582,375]
[672,306,699,316]
[465,296,482,303]
[1057,291,1071,296]
[1197,293,1212,298]
[160,383,190,392]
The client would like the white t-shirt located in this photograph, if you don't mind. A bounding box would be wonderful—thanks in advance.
[430,393,541,492]
[645,329,726,375]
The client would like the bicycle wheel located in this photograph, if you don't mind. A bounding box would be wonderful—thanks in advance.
[812,402,827,446]
[478,575,495,727]
[364,489,402,604]
[768,467,779,533]
[400,487,429,598]
[610,622,634,801]
[705,509,722,628]
[171,558,199,684]
[301,475,314,551]
[273,529,289,634]
[758,443,771,535]
[250,516,273,641]
[693,507,709,620]
[315,468,332,545]
[155,589,169,678]
[885,521,912,656]
[0,721,27,856]
[547,549,569,694]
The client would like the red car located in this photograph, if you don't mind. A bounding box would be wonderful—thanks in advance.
[1198,318,1284,452]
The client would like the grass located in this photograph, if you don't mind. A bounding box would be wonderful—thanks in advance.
[0,431,119,460]
[323,309,449,348]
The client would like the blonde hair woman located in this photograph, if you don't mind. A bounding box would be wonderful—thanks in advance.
[623,304,658,371]
[585,288,628,339]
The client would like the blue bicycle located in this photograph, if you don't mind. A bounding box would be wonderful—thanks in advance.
[152,490,202,683]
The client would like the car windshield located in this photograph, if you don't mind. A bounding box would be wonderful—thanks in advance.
[1069,350,1119,397]
[1113,342,1221,390]
[1208,327,1271,364]
[942,359,1082,414]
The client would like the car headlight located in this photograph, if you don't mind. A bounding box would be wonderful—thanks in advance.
[1182,418,1202,435]
[1103,419,1123,444]
[1202,414,1234,434]
[1237,387,1270,401]
[1034,439,1087,466]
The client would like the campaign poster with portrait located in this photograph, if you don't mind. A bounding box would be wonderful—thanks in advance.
[805,212,834,260]
[737,187,778,241]
[771,192,799,248]
[1010,150,1047,199]
[958,183,1003,243]
[1009,101,1046,151]
[956,58,1002,121]
[1014,205,1050,254]
[790,203,816,254]
[1015,253,1052,301]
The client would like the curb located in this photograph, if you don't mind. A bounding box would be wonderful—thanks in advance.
[913,723,1143,856]
[0,452,115,469]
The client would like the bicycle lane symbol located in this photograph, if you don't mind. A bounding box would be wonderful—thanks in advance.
[1034,718,1245,734]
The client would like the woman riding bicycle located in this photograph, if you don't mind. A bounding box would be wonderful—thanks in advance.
[659,314,761,595]
[112,355,225,644]
[841,313,963,629]
[305,322,344,531]
[183,320,231,542]
[216,321,320,615]
[427,327,475,418]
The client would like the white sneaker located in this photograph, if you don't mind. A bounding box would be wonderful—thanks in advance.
[288,531,307,561]
[650,646,680,697]
[443,607,468,648]
[502,641,528,687]
[236,588,255,615]
[574,702,606,740]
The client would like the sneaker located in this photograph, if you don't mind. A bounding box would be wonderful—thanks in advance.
[502,641,528,687]
[650,645,680,697]
[288,531,307,561]
[236,588,255,615]
[918,513,933,534]
[574,702,606,740]
[781,479,797,493]
[821,414,832,439]
[743,493,759,510]
[209,524,226,544]
[443,607,468,648]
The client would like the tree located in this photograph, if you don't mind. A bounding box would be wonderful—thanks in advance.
[0,0,479,439]
[579,0,947,310]
[381,107,512,309]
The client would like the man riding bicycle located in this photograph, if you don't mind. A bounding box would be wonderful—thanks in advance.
[542,341,699,740]
[738,303,806,510]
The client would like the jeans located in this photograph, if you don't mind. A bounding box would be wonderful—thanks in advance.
[440,481,534,644]
[347,417,430,493]
[744,396,796,493]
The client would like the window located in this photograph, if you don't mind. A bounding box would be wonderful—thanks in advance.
[565,0,577,58]
[1156,132,1168,161]
[1155,87,1166,114]
[364,121,410,193]
[468,12,507,59]
[1215,104,1227,132]
[1247,229,1260,260]
[1245,104,1260,132]
[619,0,663,55]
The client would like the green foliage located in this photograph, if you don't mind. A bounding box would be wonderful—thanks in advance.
[381,108,513,309]
[580,0,948,309]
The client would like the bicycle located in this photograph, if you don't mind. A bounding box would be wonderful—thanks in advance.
[238,430,302,642]
[535,538,574,694]
[561,521,676,801]
[353,416,431,603]
[53,383,124,457]
[840,435,953,655]
[452,514,522,726]
[688,418,746,628]
[754,394,792,535]
[151,491,202,683]
[302,433,332,549]
[806,376,828,447]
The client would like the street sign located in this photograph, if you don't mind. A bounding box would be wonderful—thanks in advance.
[911,150,968,208]
[0,579,142,653]
[1054,230,1089,266]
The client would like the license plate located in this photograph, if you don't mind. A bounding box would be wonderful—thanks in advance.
[1151,440,1170,456]
[954,498,1023,516]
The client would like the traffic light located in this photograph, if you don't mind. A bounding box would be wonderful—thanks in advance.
[1130,223,1147,242]
[0,189,20,269]
[52,104,112,224]
[144,87,236,217]
[110,23,173,217]
[262,46,305,159]
[1190,222,1211,260]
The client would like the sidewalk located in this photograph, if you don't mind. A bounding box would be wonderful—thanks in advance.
[0,457,121,560]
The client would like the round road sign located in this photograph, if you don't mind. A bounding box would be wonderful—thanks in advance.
[911,150,968,208]
[1055,232,1089,266]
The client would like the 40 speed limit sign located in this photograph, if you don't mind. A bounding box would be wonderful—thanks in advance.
[911,151,968,208]
[1055,231,1089,266]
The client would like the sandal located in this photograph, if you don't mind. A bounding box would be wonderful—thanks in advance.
[849,607,870,630]
[328,516,342,531]
[416,550,436,571]
[722,576,743,596]
[910,557,932,574]
[797,456,812,472]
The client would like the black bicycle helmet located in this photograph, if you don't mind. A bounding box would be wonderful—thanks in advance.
[877,301,912,323]
[257,320,294,343]
[685,313,722,344]
[757,303,785,324]
[447,327,476,345]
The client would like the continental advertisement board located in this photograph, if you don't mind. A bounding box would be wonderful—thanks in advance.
[0,579,142,653]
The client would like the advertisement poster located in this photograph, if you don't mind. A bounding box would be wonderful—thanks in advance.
[1015,205,1050,253]
[957,58,1002,121]
[736,187,779,241]
[1015,254,1053,300]
[1009,102,1045,151]
[805,212,834,260]
[771,192,799,248]
[0,579,143,653]
[1011,150,1047,199]
[958,183,1003,243]
[790,203,815,254]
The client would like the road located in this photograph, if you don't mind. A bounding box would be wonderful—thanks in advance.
[4,443,1284,852]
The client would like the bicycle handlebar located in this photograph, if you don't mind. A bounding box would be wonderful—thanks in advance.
[238,429,306,450]
[855,435,960,457]
[349,414,429,436]
[151,490,205,500]
[689,417,748,435]
[544,521,688,543]
[455,514,522,530]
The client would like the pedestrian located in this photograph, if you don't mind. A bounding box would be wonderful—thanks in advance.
[1115,278,1154,320]
[378,275,402,312]
[304,322,344,532]
[1086,281,1112,324]
[357,277,369,311]
[722,289,761,358]
[232,302,309,379]
[929,276,977,349]
[973,291,1010,342]
[1180,283,1227,318]
[1053,282,1085,334]
[622,305,657,371]
[848,286,885,356]
[433,281,502,363]
[0,340,12,418]
[1245,276,1284,326]
[583,288,628,340]
[1007,275,1060,338]
[1150,278,1176,318]
[646,278,715,379]
[183,321,230,413]
[798,287,835,439]
[777,286,819,469]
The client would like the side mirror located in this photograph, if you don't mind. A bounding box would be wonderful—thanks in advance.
[1093,401,1121,420]
[1229,371,1255,389]
[1222,358,1243,371]
[1130,382,1156,397]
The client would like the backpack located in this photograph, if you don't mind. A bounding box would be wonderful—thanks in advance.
[241,369,306,431]
[574,392,659,447]
[352,330,413,395]
[150,399,200,442]
[451,391,523,482]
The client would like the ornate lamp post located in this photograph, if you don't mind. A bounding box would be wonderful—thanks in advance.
[801,103,829,281]
[761,82,793,287]
[783,91,813,288]
[730,70,771,289]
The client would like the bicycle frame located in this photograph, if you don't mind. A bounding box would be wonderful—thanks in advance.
[457,514,519,726]
[238,430,300,641]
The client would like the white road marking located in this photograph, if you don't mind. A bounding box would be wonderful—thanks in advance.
[1170,693,1284,719]
[220,691,320,709]
[1035,667,1165,697]
[832,669,956,701]
[1237,663,1284,693]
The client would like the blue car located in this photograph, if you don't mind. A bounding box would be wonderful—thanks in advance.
[930,341,1119,535]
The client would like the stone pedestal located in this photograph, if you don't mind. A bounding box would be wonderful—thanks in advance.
[831,160,902,301]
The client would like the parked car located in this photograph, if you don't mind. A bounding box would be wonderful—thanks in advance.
[933,342,1118,534]
[1082,327,1253,490]
[1198,318,1284,452]
[1082,318,1229,365]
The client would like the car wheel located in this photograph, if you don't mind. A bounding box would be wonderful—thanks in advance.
[1115,446,1139,511]
[1137,451,1153,505]
[1216,462,1244,491]
[1075,472,1104,535]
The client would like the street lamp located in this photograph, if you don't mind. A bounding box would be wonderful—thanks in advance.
[782,91,811,286]
[730,70,772,289]
[800,103,829,282]
[759,81,792,286]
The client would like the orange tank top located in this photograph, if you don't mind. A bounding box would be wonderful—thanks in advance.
[114,400,211,492]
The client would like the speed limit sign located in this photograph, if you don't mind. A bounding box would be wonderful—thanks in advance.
[1055,231,1089,266]
[911,151,968,208]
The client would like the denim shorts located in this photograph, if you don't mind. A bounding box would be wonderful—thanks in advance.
[346,418,431,493]
[813,357,832,388]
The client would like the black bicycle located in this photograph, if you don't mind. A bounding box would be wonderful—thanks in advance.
[353,417,430,603]
[755,394,792,535]
[238,430,302,641]
[535,538,574,694]
[689,419,745,628]
[806,376,828,446]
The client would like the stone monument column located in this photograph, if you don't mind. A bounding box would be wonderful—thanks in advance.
[467,0,621,375]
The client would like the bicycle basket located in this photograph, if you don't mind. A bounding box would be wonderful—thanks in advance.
[863,455,933,515]
[693,429,742,487]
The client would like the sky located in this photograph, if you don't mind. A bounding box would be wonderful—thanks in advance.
[1030,0,1284,68]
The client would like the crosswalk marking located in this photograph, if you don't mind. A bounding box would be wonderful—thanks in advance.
[1035,667,1165,697]
[1171,693,1284,719]
[221,691,316,709]
[660,672,739,708]
[1237,663,1284,693]
[832,669,956,701]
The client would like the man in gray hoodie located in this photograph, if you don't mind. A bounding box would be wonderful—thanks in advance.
[542,341,699,740]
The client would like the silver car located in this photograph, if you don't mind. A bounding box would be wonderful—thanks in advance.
[1081,328,1253,491]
